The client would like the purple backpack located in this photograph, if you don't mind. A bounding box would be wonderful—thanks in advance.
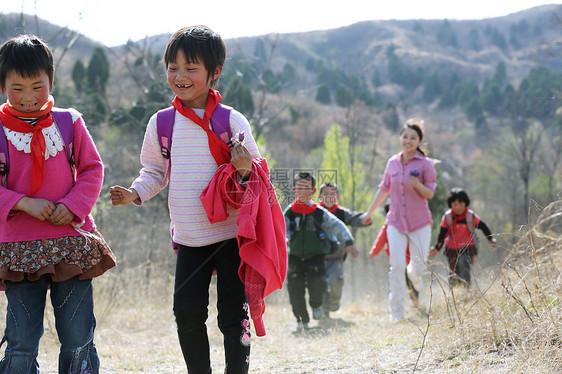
[0,109,75,187]
[156,104,232,160]
[155,104,232,251]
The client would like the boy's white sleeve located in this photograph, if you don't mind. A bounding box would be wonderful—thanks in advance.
[320,208,354,245]
[131,113,169,204]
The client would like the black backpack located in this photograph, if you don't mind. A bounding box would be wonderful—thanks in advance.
[286,207,339,254]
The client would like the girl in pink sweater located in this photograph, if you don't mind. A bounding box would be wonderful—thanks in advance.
[0,35,115,373]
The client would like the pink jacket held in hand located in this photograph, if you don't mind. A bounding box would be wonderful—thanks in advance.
[200,157,287,336]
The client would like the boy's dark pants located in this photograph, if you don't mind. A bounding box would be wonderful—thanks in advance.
[287,254,326,324]
[175,239,250,374]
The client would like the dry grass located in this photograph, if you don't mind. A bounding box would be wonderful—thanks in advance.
[0,200,560,373]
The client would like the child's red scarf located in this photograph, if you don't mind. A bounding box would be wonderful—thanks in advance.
[0,97,55,196]
[172,89,231,166]
[290,200,317,215]
[321,203,339,214]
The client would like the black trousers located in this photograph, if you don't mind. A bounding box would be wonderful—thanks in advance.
[174,238,250,374]
[287,254,326,324]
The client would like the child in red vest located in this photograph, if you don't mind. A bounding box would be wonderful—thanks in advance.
[429,188,497,287]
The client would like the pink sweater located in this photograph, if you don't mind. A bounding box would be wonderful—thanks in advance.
[0,109,103,242]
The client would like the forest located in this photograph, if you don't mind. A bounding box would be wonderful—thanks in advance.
[0,5,561,373]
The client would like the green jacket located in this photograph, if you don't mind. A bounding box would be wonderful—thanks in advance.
[284,204,354,260]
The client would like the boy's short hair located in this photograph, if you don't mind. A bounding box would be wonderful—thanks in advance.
[293,172,315,189]
[164,25,226,88]
[319,182,338,194]
[0,35,54,89]
[446,188,471,208]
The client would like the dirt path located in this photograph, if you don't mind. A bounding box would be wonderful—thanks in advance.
[0,282,554,373]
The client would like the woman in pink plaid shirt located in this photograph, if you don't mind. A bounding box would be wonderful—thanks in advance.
[363,118,436,321]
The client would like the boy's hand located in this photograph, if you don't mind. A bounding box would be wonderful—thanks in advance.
[230,145,252,180]
[110,186,139,206]
[362,215,373,225]
[345,245,359,259]
[489,238,497,247]
[472,255,478,265]
[13,197,55,221]
[49,203,75,225]
[428,248,438,257]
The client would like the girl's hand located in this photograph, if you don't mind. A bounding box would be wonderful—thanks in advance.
[231,144,252,181]
[110,186,139,206]
[13,197,55,221]
[49,203,75,225]
[409,174,421,187]
[362,215,373,225]
[428,248,438,257]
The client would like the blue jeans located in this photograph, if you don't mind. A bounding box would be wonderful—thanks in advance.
[0,276,99,374]
[323,258,344,313]
[448,254,472,287]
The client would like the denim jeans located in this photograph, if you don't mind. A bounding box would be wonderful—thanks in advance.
[0,276,99,374]
[448,253,472,287]
[323,258,344,313]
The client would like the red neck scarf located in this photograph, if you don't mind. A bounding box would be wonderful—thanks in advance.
[452,207,468,221]
[290,200,317,215]
[172,89,231,166]
[0,97,55,196]
[321,203,339,213]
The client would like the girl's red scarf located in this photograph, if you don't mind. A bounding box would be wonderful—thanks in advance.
[172,89,231,166]
[452,207,469,221]
[321,203,339,214]
[290,200,317,215]
[0,97,55,196]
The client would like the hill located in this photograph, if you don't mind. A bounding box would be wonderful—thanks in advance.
[0,6,560,269]
[2,5,560,106]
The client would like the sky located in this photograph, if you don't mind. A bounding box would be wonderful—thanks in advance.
[2,0,559,47]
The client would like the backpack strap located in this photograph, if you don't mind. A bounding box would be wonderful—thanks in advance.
[444,210,453,228]
[210,104,232,143]
[466,209,475,233]
[51,110,75,168]
[0,122,8,186]
[312,208,325,238]
[437,210,456,250]
[156,106,176,160]
[156,104,233,161]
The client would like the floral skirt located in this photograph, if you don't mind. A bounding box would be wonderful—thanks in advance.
[0,229,116,283]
